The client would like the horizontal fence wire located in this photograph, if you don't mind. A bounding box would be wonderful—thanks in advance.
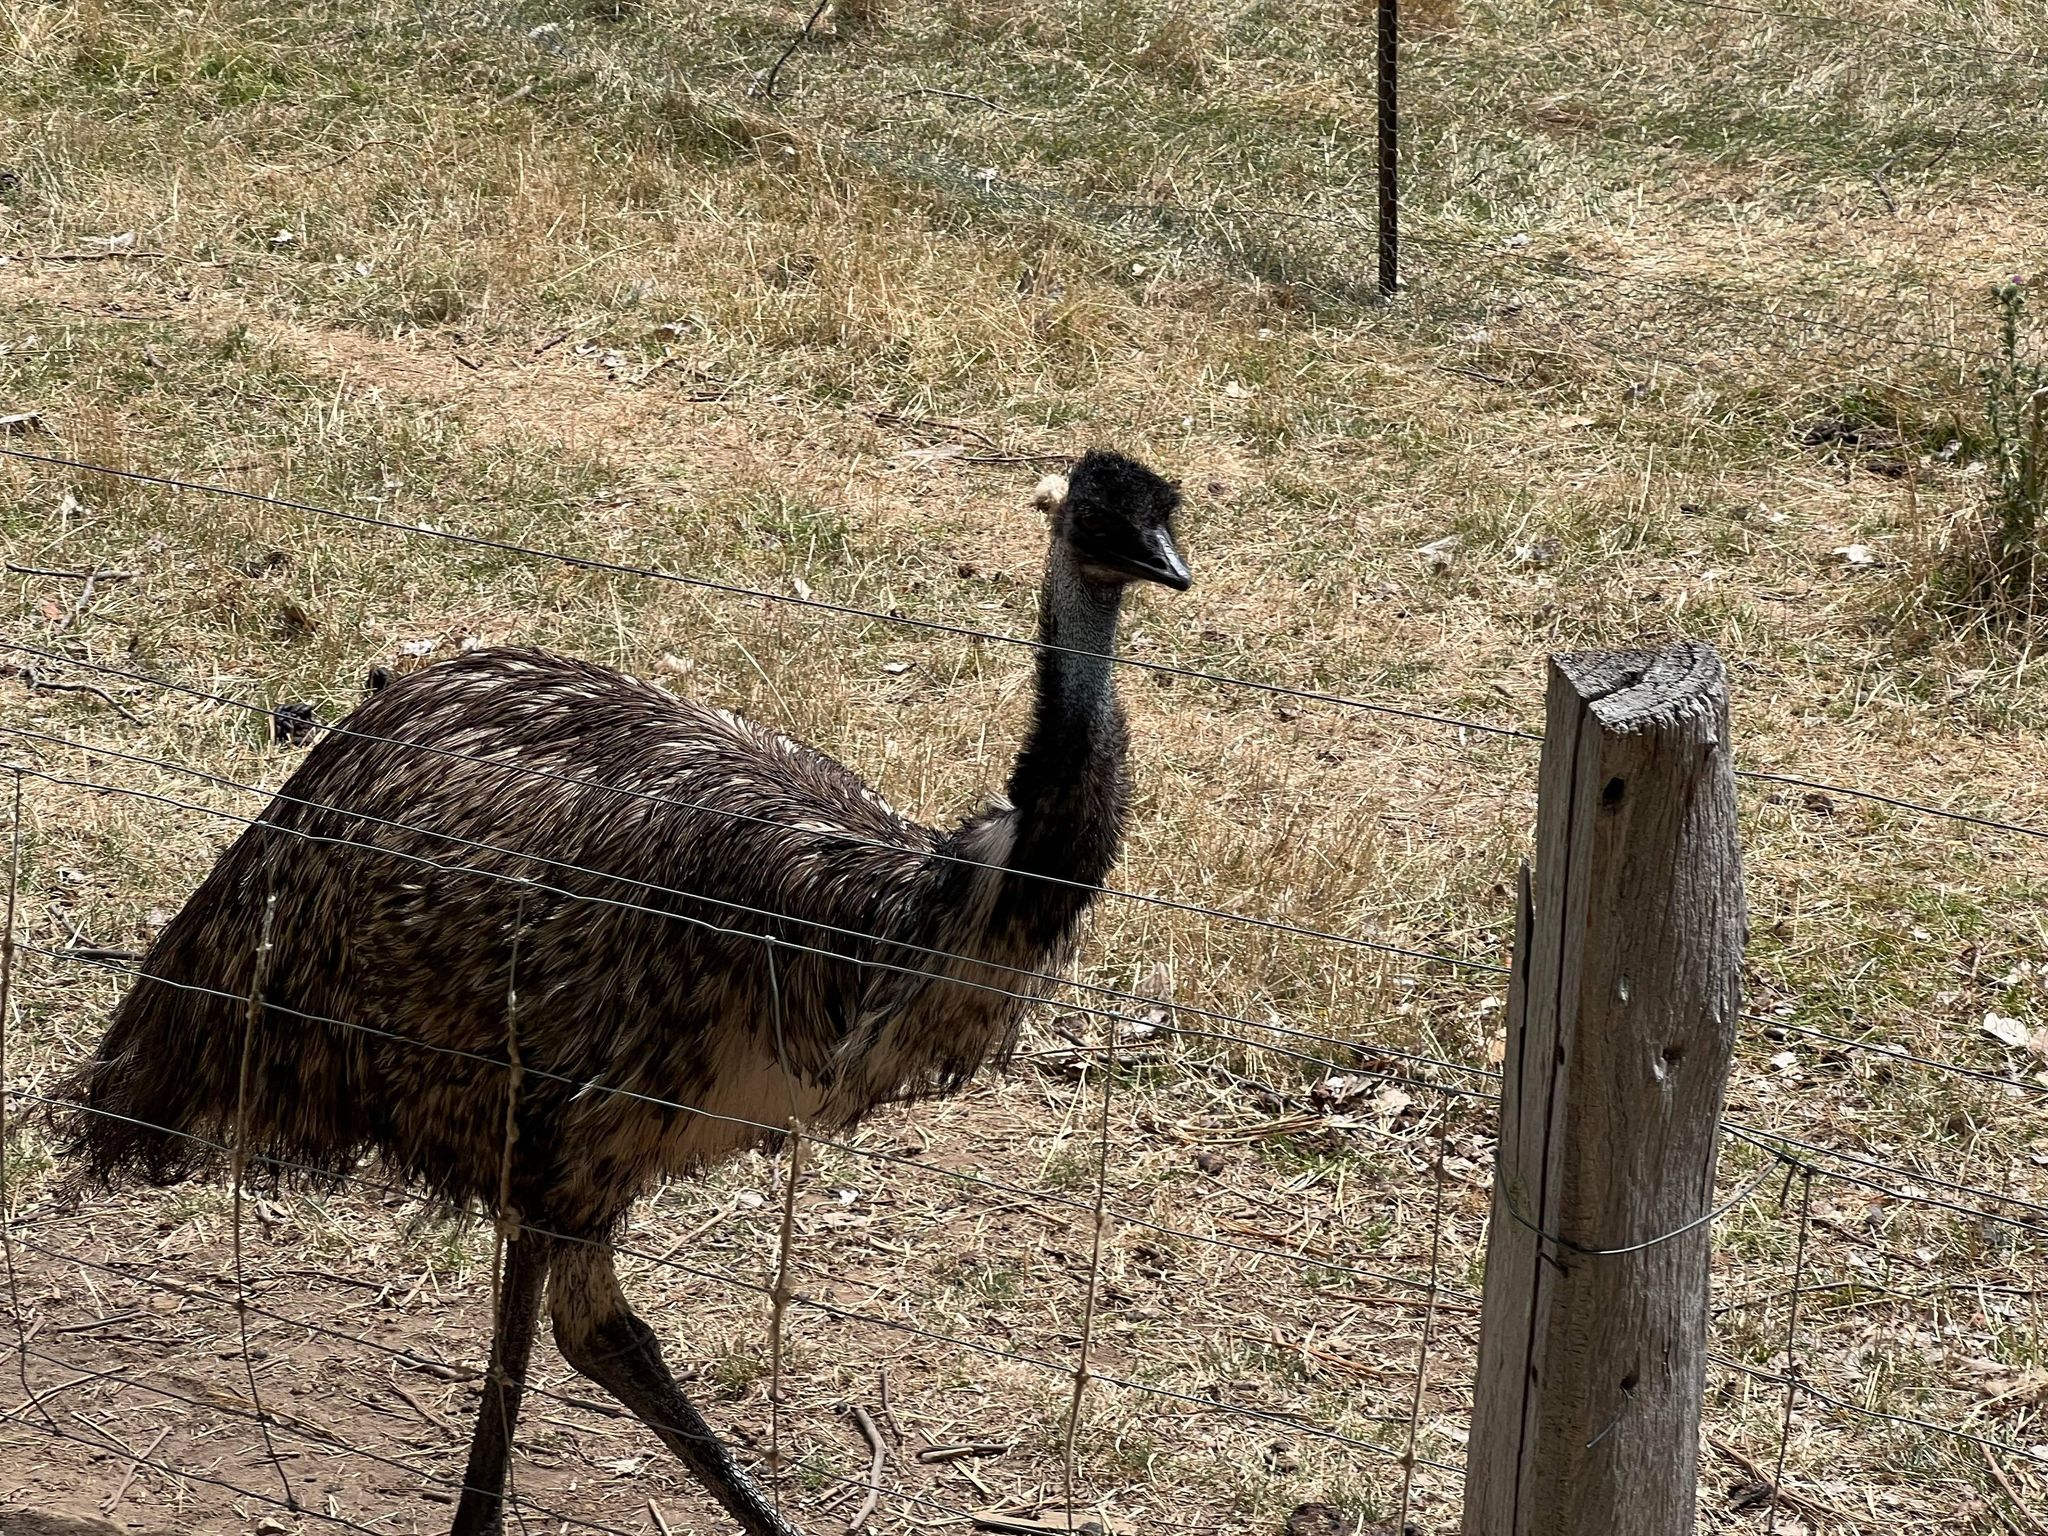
[9,1092,1452,1475]
[1707,1351,2047,1463]
[30,921,2044,1284]
[15,1078,2030,1494]
[1764,1019,2048,1097]
[9,883,2033,1499]
[0,1343,1020,1536]
[1712,1272,2048,1321]
[1724,1123,2048,1233]
[9,1111,2029,1500]
[0,636,1511,981]
[0,445,1539,742]
[21,722,2042,1185]
[9,659,2045,1104]
[8,679,2040,1226]
[8,444,2047,850]
[15,917,1477,1303]
[0,750,1498,1118]
[0,688,1507,1065]
[3,1228,1356,1533]
[22,924,2041,1254]
[2,1254,1086,1536]
[0,1408,405,1536]
[11,744,2043,1219]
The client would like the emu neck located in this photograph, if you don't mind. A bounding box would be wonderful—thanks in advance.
[1033,544,1124,732]
[1000,542,1131,899]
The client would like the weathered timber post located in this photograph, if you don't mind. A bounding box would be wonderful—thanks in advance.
[1462,642,1745,1536]
[1376,0,1399,298]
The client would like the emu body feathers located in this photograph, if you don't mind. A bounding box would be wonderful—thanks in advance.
[59,448,1191,1536]
[65,646,1069,1232]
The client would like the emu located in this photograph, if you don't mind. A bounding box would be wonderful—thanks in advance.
[61,449,1192,1536]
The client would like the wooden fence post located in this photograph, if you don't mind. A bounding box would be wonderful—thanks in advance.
[1461,642,1745,1536]
[1376,0,1399,298]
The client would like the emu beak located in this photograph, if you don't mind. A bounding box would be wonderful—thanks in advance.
[1135,526,1194,591]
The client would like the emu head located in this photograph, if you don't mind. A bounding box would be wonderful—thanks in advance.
[1034,449,1192,592]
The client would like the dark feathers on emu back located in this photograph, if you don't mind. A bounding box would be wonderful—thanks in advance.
[59,448,1191,1536]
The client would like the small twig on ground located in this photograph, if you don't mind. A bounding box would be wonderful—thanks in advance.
[755,0,832,99]
[870,409,1004,453]
[57,573,105,633]
[303,138,393,173]
[1980,1443,2048,1536]
[876,1366,905,1452]
[394,1351,480,1382]
[1707,1435,1847,1529]
[647,1196,740,1263]
[388,1377,460,1437]
[846,1402,888,1533]
[6,564,139,636]
[100,1422,170,1516]
[815,1481,865,1516]
[66,1408,127,1454]
[888,87,1034,119]
[6,665,146,724]
[8,248,177,263]
[916,1443,1011,1464]
[48,906,143,964]
[648,1497,676,1536]
[7,563,137,582]
[53,1310,143,1334]
[1439,363,1510,387]
[4,1371,92,1418]
[953,1460,997,1503]
[967,1510,1105,1536]
[1920,128,1963,172]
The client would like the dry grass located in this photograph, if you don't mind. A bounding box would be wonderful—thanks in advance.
[2,1,2047,1532]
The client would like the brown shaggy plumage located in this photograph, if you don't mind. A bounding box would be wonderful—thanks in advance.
[79,631,1127,1207]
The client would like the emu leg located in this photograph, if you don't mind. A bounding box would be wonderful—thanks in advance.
[450,1233,552,1536]
[552,1242,802,1536]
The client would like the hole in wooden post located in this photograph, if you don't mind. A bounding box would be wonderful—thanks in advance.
[1602,776,1626,806]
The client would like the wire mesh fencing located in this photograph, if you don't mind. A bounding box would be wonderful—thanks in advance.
[0,440,2044,1531]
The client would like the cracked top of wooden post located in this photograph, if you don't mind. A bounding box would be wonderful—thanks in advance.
[1552,641,1726,733]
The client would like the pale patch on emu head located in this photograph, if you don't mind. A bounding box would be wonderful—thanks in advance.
[1030,474,1070,515]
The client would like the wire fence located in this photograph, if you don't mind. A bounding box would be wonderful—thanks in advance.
[3,0,2046,1531]
[4,437,2046,1529]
